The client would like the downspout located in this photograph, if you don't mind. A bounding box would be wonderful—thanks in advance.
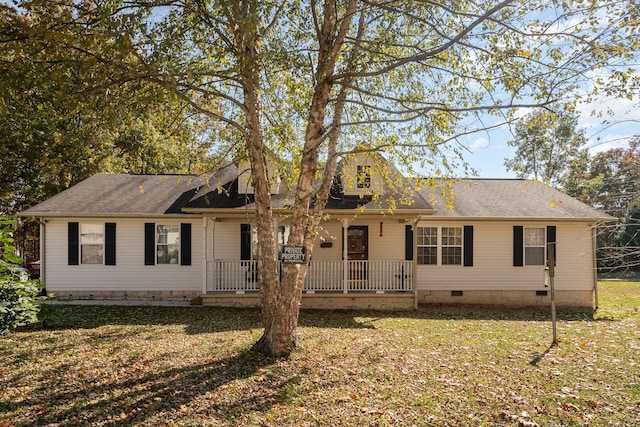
[36,218,46,285]
[591,224,599,309]
[413,217,419,310]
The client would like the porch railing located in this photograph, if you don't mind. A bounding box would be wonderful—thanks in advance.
[206,260,413,293]
[207,260,260,292]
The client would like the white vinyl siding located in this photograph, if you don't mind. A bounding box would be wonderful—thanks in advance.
[310,222,342,261]
[211,220,241,260]
[44,217,202,293]
[416,221,596,292]
[358,220,407,261]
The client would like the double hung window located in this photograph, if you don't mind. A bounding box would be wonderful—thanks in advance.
[524,227,545,266]
[80,223,104,264]
[417,226,464,266]
[417,227,438,265]
[156,224,180,264]
[441,227,463,265]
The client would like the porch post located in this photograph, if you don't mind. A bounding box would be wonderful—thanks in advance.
[342,218,350,294]
[592,224,599,309]
[202,217,207,295]
[202,217,216,294]
[413,217,419,309]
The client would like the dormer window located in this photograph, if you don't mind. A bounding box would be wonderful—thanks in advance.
[356,165,372,189]
[338,152,382,196]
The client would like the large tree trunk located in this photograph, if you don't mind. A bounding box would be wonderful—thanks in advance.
[233,0,357,358]
[254,0,359,358]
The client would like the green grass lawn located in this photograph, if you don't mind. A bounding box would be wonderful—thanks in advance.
[1,282,639,426]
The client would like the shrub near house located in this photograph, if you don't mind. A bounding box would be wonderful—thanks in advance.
[0,216,45,335]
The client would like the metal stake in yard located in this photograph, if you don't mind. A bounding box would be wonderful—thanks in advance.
[547,242,558,346]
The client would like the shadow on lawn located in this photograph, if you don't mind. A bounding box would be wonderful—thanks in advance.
[412,304,601,322]
[31,303,609,339]
[9,350,279,426]
[529,342,558,366]
[35,304,376,334]
[302,305,602,323]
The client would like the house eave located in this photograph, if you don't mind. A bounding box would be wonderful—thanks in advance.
[418,215,615,223]
[323,208,435,218]
[16,212,202,219]
[182,207,436,218]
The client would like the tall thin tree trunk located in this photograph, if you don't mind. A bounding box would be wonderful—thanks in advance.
[232,0,280,351]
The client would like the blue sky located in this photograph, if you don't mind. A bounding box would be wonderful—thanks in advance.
[459,93,640,178]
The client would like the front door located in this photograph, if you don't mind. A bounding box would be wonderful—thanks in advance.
[347,226,368,280]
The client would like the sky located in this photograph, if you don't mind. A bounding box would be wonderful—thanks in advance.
[459,79,640,179]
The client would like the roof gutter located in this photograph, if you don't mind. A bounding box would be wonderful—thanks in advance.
[181,207,437,217]
[16,212,202,219]
[417,214,615,223]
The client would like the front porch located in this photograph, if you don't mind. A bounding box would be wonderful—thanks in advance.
[203,260,415,309]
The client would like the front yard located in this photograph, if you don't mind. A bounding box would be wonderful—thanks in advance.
[1,281,639,426]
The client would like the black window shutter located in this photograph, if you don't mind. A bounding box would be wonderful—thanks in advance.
[405,225,414,261]
[241,224,251,260]
[144,223,155,265]
[463,225,474,267]
[513,225,524,267]
[105,223,116,265]
[547,225,557,264]
[68,222,79,265]
[181,223,192,266]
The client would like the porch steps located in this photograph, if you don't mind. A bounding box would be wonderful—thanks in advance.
[201,292,415,310]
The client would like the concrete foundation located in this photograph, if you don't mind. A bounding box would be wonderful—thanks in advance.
[418,289,594,308]
[46,289,595,310]
[48,290,201,301]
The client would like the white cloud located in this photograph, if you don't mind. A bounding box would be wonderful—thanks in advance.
[588,133,636,155]
[469,137,490,151]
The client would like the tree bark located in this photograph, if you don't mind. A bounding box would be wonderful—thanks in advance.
[231,0,358,358]
[231,0,280,351]
[258,0,359,358]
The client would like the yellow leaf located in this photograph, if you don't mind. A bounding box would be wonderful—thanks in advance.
[139,186,145,194]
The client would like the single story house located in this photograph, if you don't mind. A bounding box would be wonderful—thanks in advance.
[18,153,612,309]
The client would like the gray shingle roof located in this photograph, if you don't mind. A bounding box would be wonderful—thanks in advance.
[421,179,613,221]
[18,162,431,217]
[19,174,205,217]
[19,170,611,221]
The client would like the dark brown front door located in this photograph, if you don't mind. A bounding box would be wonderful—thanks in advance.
[347,226,368,280]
